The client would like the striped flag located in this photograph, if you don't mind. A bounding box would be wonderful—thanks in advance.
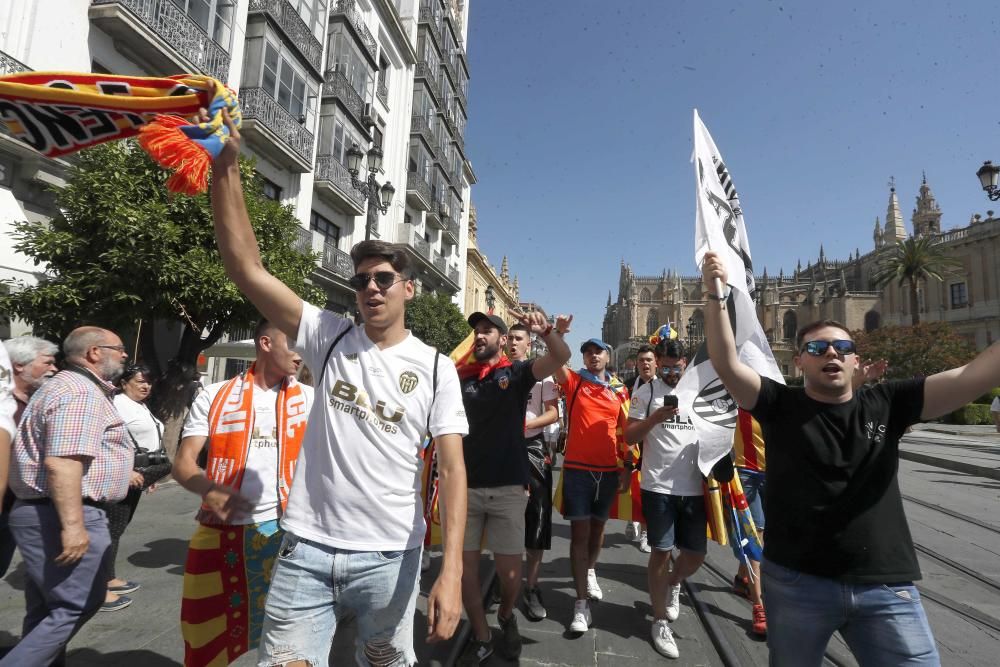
[675,110,784,476]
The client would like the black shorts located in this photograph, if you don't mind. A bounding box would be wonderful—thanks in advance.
[524,437,553,550]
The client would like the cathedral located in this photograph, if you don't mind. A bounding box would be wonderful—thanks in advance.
[602,176,1000,377]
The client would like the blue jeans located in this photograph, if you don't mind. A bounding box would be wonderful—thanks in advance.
[640,490,707,553]
[257,533,421,666]
[737,468,765,531]
[763,559,940,667]
[561,468,619,521]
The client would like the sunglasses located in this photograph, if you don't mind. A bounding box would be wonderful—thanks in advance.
[348,271,406,291]
[662,365,683,375]
[801,339,856,357]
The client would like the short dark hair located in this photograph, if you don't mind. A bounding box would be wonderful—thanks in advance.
[350,240,410,276]
[120,363,153,387]
[795,319,852,350]
[655,339,685,360]
[508,323,529,334]
[254,318,278,342]
[635,344,655,358]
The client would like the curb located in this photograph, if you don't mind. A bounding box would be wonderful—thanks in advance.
[899,451,1000,481]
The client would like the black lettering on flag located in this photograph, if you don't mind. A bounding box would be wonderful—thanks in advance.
[75,108,118,138]
[97,81,132,96]
[45,80,76,90]
[22,104,89,150]
[0,101,47,151]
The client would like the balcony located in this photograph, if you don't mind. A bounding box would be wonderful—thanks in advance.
[397,225,432,261]
[432,250,447,274]
[314,155,365,215]
[418,7,443,50]
[89,0,230,82]
[0,50,30,76]
[455,84,467,113]
[331,0,378,66]
[414,61,440,103]
[322,241,354,280]
[322,69,367,131]
[410,114,439,157]
[238,87,314,172]
[248,0,323,76]
[448,265,460,284]
[443,217,460,245]
[406,171,433,211]
[396,224,459,291]
[376,80,389,106]
[294,226,314,254]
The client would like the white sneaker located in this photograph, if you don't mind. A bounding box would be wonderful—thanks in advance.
[569,599,592,633]
[638,530,651,553]
[586,568,603,601]
[652,618,679,658]
[626,521,640,541]
[665,584,681,621]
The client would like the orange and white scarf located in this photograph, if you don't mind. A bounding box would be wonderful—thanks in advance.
[202,363,307,522]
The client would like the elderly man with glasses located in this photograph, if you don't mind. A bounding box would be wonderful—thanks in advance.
[2,327,132,667]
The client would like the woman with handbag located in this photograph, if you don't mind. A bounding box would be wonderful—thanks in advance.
[103,363,171,611]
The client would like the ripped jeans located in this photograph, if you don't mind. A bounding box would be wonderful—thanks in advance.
[257,533,421,666]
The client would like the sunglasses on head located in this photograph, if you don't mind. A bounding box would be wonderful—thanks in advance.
[801,339,856,356]
[347,271,406,291]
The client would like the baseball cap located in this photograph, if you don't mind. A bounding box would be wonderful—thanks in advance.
[580,337,611,354]
[467,311,508,334]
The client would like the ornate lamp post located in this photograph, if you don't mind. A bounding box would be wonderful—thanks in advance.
[346,143,396,240]
[686,317,694,342]
[484,284,496,313]
[975,160,1000,201]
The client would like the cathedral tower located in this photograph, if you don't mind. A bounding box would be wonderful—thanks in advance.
[882,184,907,244]
[911,172,942,237]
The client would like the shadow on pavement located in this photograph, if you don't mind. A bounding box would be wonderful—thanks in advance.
[127,538,188,575]
[1,562,26,591]
[67,647,182,666]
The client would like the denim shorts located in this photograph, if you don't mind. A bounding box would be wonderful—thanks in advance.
[257,533,421,667]
[561,468,619,522]
[640,490,707,553]
[738,468,765,531]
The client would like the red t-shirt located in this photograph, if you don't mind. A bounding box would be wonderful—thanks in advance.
[559,370,627,472]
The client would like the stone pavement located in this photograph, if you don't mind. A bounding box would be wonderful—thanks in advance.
[902,423,1000,480]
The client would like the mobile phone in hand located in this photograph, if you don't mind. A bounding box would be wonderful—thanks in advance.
[663,395,678,409]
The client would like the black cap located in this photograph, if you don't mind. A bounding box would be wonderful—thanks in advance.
[467,311,508,334]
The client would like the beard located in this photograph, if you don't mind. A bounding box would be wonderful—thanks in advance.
[20,370,52,392]
[98,356,125,383]
[473,342,500,362]
[663,374,681,387]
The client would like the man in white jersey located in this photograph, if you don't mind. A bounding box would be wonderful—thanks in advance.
[624,339,706,660]
[506,324,559,623]
[208,112,469,667]
[173,319,313,667]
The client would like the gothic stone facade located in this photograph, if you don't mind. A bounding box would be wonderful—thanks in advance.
[602,178,1000,378]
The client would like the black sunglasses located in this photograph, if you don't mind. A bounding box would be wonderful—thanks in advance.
[347,271,406,291]
[801,339,856,357]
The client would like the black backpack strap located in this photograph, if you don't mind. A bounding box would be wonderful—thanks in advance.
[316,325,352,386]
[426,349,440,436]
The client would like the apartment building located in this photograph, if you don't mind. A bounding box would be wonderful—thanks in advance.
[0,0,472,342]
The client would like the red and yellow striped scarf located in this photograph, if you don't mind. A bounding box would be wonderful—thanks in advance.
[203,364,307,522]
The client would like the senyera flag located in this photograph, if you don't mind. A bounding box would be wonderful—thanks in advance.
[0,71,240,195]
[674,109,784,477]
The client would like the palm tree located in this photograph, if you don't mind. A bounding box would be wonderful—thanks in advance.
[871,236,963,325]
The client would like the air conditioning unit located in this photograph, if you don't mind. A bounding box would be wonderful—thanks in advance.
[362,103,376,127]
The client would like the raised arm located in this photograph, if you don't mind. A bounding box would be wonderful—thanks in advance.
[701,251,762,410]
[921,342,1000,420]
[511,308,572,381]
[210,110,303,340]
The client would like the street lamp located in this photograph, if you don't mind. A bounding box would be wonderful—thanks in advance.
[484,284,496,312]
[686,317,694,341]
[976,160,1000,201]
[346,142,396,240]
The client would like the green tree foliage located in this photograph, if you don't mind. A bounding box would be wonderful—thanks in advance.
[404,291,469,353]
[0,141,323,424]
[870,237,963,325]
[853,322,976,380]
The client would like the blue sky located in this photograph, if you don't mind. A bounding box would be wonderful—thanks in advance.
[464,0,999,363]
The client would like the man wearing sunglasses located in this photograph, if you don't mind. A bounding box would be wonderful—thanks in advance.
[701,250,1000,666]
[624,339,704,659]
[209,117,469,667]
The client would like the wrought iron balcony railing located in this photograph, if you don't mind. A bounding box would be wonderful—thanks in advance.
[331,0,378,65]
[314,155,365,209]
[376,81,389,106]
[248,0,323,74]
[410,114,439,157]
[238,87,314,164]
[91,0,231,81]
[323,69,366,127]
[447,265,460,284]
[322,241,354,279]
[444,217,460,243]
[0,50,30,76]
[418,7,442,50]
[294,226,314,254]
[406,171,433,209]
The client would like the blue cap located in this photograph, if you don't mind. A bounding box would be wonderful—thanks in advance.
[580,338,611,353]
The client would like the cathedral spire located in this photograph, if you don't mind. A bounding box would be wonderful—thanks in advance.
[500,256,510,282]
[873,216,883,249]
[883,183,907,243]
[912,172,942,237]
[607,291,612,307]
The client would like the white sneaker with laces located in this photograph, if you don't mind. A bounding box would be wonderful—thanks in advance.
[652,618,679,658]
[665,583,681,621]
[638,530,651,553]
[569,599,592,633]
[586,568,603,601]
[626,521,640,541]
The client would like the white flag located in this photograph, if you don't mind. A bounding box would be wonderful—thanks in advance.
[675,110,784,477]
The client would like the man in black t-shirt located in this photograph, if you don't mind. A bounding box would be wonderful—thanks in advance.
[701,250,1000,667]
[457,309,571,665]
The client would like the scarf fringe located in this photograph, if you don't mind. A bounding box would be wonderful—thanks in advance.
[137,114,212,195]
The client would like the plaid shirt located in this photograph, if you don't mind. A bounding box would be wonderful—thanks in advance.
[11,367,133,503]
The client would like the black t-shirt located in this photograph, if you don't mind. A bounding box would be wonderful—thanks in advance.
[750,377,924,583]
[461,359,537,488]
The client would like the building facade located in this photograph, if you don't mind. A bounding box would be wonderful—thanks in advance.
[463,203,520,324]
[603,178,1000,377]
[0,0,473,345]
